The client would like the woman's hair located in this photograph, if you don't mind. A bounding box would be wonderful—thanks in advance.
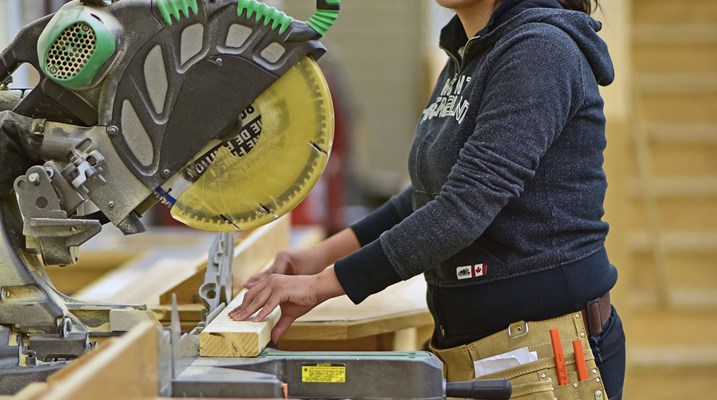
[557,0,599,14]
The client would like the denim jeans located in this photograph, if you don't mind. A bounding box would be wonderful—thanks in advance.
[590,306,626,400]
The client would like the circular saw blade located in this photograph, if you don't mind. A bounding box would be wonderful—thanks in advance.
[170,56,334,232]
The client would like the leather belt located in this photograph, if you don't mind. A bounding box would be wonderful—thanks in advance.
[581,291,611,337]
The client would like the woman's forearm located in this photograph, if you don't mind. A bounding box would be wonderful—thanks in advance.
[310,227,361,268]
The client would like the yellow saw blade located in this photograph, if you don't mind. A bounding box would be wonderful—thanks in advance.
[170,56,334,231]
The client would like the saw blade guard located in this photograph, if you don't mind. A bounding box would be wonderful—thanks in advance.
[169,56,334,231]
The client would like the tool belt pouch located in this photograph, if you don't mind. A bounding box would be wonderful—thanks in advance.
[431,312,607,400]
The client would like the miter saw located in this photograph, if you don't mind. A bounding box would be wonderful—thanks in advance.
[0,0,511,398]
[0,0,334,390]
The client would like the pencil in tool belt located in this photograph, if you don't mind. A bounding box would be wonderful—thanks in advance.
[573,340,588,381]
[549,329,569,385]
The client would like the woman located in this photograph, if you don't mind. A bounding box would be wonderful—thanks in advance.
[230,0,626,398]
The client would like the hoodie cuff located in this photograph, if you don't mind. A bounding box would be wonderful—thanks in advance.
[334,240,402,304]
[350,200,403,246]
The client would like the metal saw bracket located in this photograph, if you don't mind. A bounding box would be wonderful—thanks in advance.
[14,164,101,265]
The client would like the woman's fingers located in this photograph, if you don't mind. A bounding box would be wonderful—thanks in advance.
[244,253,294,289]
[271,314,296,343]
[242,287,274,320]
[244,271,270,288]
[229,278,272,320]
[254,297,280,322]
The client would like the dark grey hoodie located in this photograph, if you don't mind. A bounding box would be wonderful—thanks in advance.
[335,2,617,333]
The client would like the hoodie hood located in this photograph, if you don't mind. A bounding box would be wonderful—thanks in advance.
[440,2,614,86]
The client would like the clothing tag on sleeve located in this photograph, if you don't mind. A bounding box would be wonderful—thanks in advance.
[456,264,487,280]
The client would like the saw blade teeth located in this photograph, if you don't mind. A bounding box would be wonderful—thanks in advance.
[169,56,334,232]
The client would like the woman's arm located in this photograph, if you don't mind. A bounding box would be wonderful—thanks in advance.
[244,227,360,288]
[244,187,413,287]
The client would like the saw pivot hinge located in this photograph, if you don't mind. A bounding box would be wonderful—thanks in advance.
[13,164,101,265]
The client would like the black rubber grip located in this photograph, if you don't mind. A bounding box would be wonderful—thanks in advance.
[445,379,512,400]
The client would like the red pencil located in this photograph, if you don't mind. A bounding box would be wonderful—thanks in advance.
[573,340,588,381]
[550,329,569,385]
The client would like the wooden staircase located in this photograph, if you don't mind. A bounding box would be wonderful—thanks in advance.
[624,0,717,398]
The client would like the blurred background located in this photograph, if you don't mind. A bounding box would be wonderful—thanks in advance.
[1,0,715,398]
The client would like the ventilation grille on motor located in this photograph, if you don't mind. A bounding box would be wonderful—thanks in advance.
[46,22,97,80]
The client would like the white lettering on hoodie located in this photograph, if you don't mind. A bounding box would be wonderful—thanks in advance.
[421,74,472,124]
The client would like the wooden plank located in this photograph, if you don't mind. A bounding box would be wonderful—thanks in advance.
[199,287,280,357]
[73,249,207,306]
[10,383,49,400]
[282,275,431,341]
[281,310,433,342]
[158,216,291,305]
[295,275,427,322]
[45,251,139,296]
[47,229,213,296]
[72,218,290,306]
[15,322,158,400]
[152,303,204,323]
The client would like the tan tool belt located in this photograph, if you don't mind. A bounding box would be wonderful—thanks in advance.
[430,310,608,400]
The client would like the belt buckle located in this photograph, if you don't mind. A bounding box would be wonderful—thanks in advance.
[508,321,529,338]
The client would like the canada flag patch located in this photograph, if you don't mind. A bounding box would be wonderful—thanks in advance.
[456,264,488,280]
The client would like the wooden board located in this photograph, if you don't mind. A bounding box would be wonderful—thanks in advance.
[301,274,427,322]
[73,249,207,306]
[199,288,280,357]
[282,275,432,341]
[47,228,214,296]
[153,276,433,343]
[13,322,158,400]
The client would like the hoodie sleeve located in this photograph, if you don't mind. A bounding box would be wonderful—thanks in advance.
[350,187,414,246]
[335,25,586,304]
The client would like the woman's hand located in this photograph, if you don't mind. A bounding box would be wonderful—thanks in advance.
[229,267,345,343]
[244,228,362,289]
[244,248,325,289]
